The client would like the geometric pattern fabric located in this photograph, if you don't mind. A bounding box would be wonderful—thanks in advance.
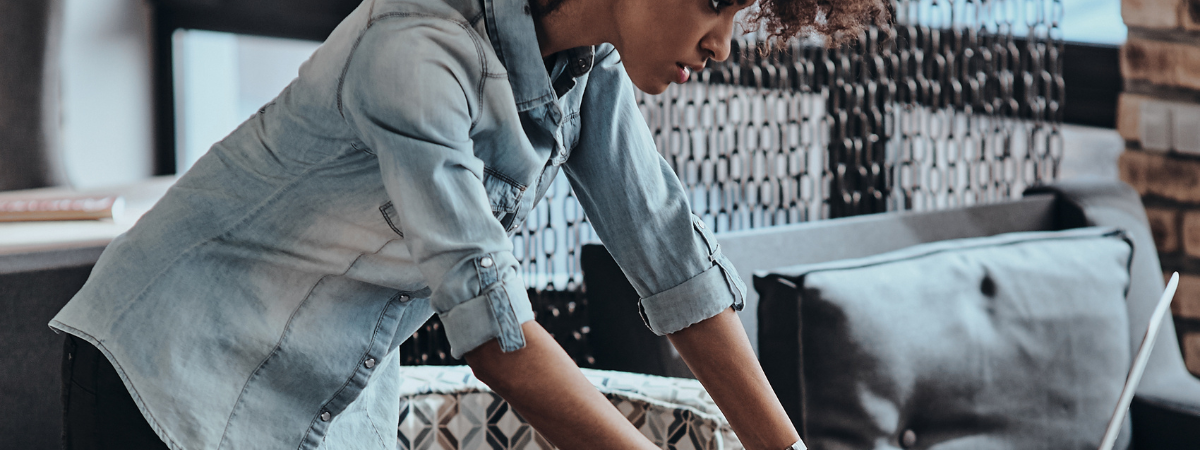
[397,366,743,450]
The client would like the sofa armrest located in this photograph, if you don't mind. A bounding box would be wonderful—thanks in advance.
[1027,179,1200,407]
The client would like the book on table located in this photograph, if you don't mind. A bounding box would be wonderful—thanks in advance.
[0,196,124,222]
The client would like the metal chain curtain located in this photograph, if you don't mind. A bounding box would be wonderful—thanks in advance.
[400,0,1065,366]
[641,0,1065,226]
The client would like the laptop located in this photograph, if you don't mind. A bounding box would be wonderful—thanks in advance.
[1096,272,1180,450]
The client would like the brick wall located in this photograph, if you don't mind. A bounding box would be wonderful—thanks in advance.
[1117,0,1200,376]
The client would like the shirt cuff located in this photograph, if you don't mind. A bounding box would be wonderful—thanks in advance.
[637,251,746,335]
[438,258,535,359]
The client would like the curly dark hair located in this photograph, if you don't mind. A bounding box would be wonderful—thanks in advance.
[747,0,893,48]
[530,0,892,49]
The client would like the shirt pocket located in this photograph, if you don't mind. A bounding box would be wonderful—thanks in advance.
[379,201,404,237]
[379,171,526,238]
[482,168,526,229]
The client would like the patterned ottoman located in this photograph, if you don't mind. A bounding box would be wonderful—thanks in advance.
[396,366,742,450]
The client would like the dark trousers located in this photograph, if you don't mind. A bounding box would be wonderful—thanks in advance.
[61,335,170,450]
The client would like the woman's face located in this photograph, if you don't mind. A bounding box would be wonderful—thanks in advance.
[611,0,751,94]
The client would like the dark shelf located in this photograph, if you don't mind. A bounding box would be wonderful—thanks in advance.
[1061,41,1121,128]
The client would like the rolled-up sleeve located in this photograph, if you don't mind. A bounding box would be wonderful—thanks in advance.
[339,18,533,358]
[564,45,746,336]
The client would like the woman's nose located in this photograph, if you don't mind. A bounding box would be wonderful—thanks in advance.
[701,19,734,62]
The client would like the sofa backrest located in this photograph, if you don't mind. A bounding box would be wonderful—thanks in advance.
[716,194,1058,353]
[755,226,1135,449]
[580,193,1059,377]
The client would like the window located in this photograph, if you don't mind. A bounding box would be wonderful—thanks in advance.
[171,30,320,173]
[1062,0,1126,45]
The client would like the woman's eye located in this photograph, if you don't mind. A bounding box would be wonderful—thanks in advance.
[709,0,734,11]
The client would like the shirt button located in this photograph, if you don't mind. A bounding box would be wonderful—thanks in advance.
[901,429,917,448]
[320,411,331,422]
[479,256,494,268]
[364,358,376,369]
[398,295,410,302]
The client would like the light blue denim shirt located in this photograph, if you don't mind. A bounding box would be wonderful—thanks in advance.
[50,0,745,448]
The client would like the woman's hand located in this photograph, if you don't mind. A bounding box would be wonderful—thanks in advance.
[668,307,802,450]
[464,321,660,450]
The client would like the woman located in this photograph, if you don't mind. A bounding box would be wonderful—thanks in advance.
[53,0,887,448]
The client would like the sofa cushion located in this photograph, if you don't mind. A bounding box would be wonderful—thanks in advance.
[755,226,1133,449]
[395,365,742,449]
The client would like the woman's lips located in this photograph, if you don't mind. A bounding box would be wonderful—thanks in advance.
[676,64,691,84]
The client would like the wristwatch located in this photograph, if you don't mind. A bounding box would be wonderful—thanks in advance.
[784,440,806,450]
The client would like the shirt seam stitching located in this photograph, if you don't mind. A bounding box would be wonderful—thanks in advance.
[220,237,403,448]
[364,404,392,449]
[337,12,487,131]
[298,292,405,448]
[219,275,333,448]
[483,167,527,190]
[515,92,555,110]
[100,147,358,339]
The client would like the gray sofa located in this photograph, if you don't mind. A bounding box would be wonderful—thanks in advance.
[7,179,1197,448]
[582,178,1200,448]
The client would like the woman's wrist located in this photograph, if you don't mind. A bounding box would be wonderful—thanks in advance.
[784,439,806,450]
[665,309,801,450]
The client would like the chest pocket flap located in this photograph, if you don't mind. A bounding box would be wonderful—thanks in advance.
[482,169,525,216]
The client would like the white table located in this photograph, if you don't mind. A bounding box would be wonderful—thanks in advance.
[0,176,176,255]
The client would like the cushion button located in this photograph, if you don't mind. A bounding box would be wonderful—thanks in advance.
[364,358,376,369]
[479,256,494,268]
[320,411,331,422]
[901,429,917,448]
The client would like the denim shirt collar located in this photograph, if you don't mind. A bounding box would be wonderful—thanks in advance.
[483,0,556,112]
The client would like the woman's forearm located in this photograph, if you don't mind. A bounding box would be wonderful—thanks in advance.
[667,307,801,450]
[464,321,659,450]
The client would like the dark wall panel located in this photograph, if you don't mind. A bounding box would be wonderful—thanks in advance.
[1,265,94,449]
